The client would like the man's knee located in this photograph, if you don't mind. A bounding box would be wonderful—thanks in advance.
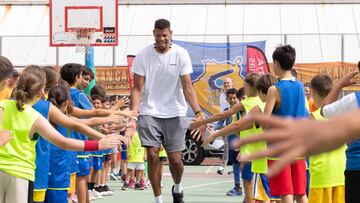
[146,147,160,162]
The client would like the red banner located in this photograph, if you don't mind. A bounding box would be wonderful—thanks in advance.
[127,55,135,92]
[246,45,269,74]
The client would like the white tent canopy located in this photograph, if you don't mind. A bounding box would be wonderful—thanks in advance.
[0,3,359,66]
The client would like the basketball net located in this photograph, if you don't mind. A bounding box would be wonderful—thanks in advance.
[72,28,96,53]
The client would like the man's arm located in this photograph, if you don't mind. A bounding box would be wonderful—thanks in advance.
[181,74,206,140]
[125,73,144,139]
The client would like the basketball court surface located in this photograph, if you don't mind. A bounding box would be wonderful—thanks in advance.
[96,165,244,203]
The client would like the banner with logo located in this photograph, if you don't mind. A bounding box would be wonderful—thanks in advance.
[172,40,267,115]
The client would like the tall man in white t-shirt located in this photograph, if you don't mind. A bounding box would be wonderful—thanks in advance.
[125,19,205,203]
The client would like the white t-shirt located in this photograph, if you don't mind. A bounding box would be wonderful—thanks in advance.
[322,93,358,118]
[132,43,193,118]
[219,91,229,112]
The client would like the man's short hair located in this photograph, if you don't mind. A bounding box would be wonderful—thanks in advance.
[226,88,238,98]
[272,45,296,71]
[310,75,333,98]
[154,19,170,30]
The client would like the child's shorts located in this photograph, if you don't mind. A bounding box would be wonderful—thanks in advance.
[241,162,253,181]
[68,173,76,195]
[45,189,68,203]
[104,154,111,162]
[251,173,281,201]
[93,157,103,171]
[127,162,145,170]
[268,159,306,196]
[309,185,344,203]
[76,157,90,177]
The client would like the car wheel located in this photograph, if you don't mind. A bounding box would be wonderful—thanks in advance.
[182,137,205,165]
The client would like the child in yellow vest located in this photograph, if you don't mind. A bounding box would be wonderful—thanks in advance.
[203,73,280,203]
[308,75,346,203]
[122,131,146,190]
[191,73,261,203]
[0,65,120,203]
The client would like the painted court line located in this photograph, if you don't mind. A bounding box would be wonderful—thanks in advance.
[183,180,232,190]
[206,165,214,174]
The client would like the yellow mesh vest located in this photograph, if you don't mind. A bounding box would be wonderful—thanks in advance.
[0,100,41,181]
[128,132,145,163]
[309,109,346,188]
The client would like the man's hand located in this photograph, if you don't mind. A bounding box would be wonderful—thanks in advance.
[124,119,137,144]
[0,130,12,147]
[191,113,207,141]
[238,113,347,177]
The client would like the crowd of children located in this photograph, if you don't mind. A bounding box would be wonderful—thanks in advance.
[0,57,149,203]
[0,42,358,203]
[191,44,352,203]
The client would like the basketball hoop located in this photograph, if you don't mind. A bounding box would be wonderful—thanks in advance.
[71,28,96,53]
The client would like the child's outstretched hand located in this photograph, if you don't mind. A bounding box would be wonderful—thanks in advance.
[338,71,358,88]
[238,113,348,177]
[98,133,122,150]
[114,109,138,120]
[0,130,12,147]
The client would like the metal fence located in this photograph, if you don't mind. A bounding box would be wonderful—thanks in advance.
[1,33,360,67]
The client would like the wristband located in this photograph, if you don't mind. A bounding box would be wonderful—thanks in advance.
[195,110,202,116]
[84,140,99,151]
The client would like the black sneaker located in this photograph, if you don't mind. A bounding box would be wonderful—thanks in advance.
[172,185,184,203]
[121,182,130,190]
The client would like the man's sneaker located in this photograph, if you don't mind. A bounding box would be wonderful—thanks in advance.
[172,185,184,203]
[121,182,130,190]
[217,167,224,175]
[129,179,135,189]
[92,189,103,199]
[104,185,114,196]
[135,182,145,190]
[226,187,243,196]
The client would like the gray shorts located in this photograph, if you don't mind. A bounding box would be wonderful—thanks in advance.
[137,115,188,153]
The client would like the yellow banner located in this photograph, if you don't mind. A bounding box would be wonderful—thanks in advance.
[294,62,360,91]
[96,62,360,115]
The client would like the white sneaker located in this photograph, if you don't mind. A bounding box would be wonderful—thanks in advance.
[109,173,119,181]
[92,189,103,199]
[88,190,96,201]
[71,194,78,203]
